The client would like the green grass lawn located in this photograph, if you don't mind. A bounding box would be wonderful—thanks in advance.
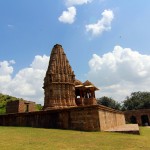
[0,126,149,150]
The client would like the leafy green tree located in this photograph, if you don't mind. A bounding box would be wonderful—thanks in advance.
[36,104,43,110]
[97,96,121,110]
[122,91,150,110]
[0,93,19,114]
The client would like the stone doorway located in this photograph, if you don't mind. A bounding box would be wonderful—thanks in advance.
[141,115,149,126]
[130,116,137,124]
[25,103,29,112]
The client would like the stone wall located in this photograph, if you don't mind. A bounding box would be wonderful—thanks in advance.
[98,105,125,131]
[6,100,36,114]
[6,100,19,113]
[1,105,125,131]
[70,106,100,131]
[124,109,150,126]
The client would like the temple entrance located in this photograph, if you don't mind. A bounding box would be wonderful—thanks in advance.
[130,116,137,124]
[141,115,149,126]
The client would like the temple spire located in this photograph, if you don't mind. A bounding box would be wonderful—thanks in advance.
[43,44,76,110]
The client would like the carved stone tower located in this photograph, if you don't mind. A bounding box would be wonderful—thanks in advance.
[43,44,76,110]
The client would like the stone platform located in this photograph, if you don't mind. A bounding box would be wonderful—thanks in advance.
[105,124,140,134]
[0,105,140,134]
[0,105,126,132]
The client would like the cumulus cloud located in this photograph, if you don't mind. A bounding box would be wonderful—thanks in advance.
[85,9,114,36]
[65,0,92,6]
[0,55,49,104]
[58,7,76,24]
[87,46,150,101]
[0,60,15,76]
[0,60,15,90]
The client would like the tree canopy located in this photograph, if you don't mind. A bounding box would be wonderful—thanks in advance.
[0,93,19,114]
[122,91,150,110]
[97,96,121,110]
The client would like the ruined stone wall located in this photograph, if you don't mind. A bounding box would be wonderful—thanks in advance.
[26,101,36,112]
[6,100,36,114]
[124,109,150,126]
[98,105,125,131]
[6,101,19,113]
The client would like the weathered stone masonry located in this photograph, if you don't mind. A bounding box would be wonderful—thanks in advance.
[6,100,36,114]
[124,109,150,126]
[43,44,76,110]
[0,105,125,131]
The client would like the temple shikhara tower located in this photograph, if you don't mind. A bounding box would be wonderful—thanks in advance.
[43,44,76,109]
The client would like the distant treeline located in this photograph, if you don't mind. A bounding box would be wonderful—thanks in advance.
[97,91,150,111]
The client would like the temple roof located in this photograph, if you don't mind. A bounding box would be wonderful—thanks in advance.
[83,80,99,90]
[75,79,83,88]
[75,79,99,90]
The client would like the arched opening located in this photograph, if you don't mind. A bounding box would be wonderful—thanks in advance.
[75,89,83,106]
[77,96,80,98]
[141,115,149,126]
[75,89,80,98]
[130,116,137,124]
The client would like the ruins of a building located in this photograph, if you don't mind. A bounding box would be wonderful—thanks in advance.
[124,109,150,126]
[6,100,36,114]
[0,44,139,134]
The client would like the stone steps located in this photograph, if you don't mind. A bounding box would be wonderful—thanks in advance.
[105,124,140,134]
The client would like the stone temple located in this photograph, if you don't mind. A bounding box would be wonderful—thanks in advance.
[0,44,139,134]
[43,44,98,110]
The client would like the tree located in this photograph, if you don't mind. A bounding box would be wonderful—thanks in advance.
[36,104,43,110]
[0,93,20,114]
[97,96,121,110]
[122,91,150,110]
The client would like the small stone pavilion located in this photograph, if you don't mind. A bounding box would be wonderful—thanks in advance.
[75,80,98,106]
[0,44,139,134]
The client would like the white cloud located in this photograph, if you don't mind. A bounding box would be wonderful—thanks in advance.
[87,46,150,101]
[0,55,49,104]
[58,7,76,24]
[65,0,92,6]
[85,9,114,36]
[0,60,15,76]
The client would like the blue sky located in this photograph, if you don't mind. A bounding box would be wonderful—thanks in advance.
[1,0,150,104]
